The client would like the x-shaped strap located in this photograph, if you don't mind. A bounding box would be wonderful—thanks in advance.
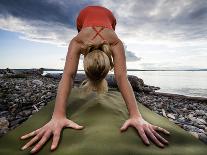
[91,26,105,40]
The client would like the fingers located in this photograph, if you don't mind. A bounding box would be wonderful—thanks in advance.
[65,120,84,130]
[21,130,44,150]
[51,128,61,151]
[150,127,169,145]
[153,126,170,135]
[20,128,40,140]
[30,130,52,154]
[120,120,130,132]
[144,127,164,148]
[135,126,150,145]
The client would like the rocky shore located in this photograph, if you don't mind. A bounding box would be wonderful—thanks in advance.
[0,68,206,144]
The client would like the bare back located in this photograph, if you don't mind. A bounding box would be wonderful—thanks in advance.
[74,26,120,54]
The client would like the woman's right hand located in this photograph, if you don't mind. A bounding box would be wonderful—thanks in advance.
[20,117,84,154]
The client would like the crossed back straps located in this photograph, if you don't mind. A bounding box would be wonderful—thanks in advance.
[91,26,106,41]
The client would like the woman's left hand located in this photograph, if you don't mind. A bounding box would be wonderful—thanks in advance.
[120,117,170,148]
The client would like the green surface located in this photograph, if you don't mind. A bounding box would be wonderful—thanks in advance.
[0,87,206,155]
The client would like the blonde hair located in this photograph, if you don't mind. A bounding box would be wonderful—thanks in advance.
[79,41,114,94]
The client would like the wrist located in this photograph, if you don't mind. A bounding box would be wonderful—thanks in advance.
[52,113,66,120]
[129,113,142,119]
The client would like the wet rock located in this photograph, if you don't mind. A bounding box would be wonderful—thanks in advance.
[9,117,28,127]
[167,113,176,120]
[198,133,207,144]
[0,117,9,136]
[189,131,199,139]
[19,110,32,117]
[195,110,205,116]
[32,80,43,86]
[0,70,207,145]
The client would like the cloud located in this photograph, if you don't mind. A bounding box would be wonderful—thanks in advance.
[0,0,98,46]
[102,0,207,42]
[1,0,207,44]
[123,43,141,61]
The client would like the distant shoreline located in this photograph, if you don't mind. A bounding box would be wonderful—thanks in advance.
[1,68,207,71]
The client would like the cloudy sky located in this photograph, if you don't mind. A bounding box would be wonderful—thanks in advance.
[0,0,207,70]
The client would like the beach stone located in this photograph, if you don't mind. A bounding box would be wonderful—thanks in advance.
[9,117,27,127]
[198,133,207,144]
[32,80,43,86]
[167,113,176,120]
[195,110,206,116]
[189,131,199,139]
[15,85,21,91]
[197,124,206,130]
[205,127,207,132]
[195,118,206,125]
[0,104,7,111]
[0,117,9,135]
[19,110,31,117]
[0,111,9,116]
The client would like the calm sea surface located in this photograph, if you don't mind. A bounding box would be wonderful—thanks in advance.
[43,71,207,98]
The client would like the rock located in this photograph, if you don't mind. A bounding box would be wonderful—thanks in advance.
[162,109,167,117]
[45,73,157,93]
[0,104,8,111]
[190,117,206,125]
[178,116,185,122]
[189,131,199,139]
[0,117,9,135]
[32,79,43,86]
[44,73,62,79]
[15,85,21,91]
[0,111,9,116]
[19,110,31,117]
[9,117,28,127]
[195,110,205,116]
[198,133,207,144]
[197,124,206,130]
[167,113,176,120]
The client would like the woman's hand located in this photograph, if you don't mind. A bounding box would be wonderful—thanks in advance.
[120,117,170,148]
[20,117,84,154]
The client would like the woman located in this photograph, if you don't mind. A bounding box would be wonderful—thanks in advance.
[20,5,170,154]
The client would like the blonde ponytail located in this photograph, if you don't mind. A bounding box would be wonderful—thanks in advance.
[79,42,114,94]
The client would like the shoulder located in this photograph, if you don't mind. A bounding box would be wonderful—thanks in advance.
[67,37,83,55]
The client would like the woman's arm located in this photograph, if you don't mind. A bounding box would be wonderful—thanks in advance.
[20,38,84,154]
[111,39,170,148]
[52,38,81,118]
[111,39,141,118]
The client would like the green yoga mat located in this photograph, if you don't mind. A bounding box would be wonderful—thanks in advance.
[0,87,206,155]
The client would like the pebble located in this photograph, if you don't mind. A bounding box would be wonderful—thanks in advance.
[167,113,176,120]
[198,133,207,143]
[195,110,205,116]
[0,117,9,135]
[0,74,58,136]
[189,131,199,139]
[32,79,43,86]
[139,91,207,144]
[0,71,207,145]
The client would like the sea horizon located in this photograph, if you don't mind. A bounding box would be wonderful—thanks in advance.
[1,68,206,98]
[1,68,207,71]
[41,70,207,98]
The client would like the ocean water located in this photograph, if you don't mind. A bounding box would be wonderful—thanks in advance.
[43,70,207,98]
[127,71,207,98]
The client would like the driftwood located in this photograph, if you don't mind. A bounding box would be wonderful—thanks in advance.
[44,73,159,93]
